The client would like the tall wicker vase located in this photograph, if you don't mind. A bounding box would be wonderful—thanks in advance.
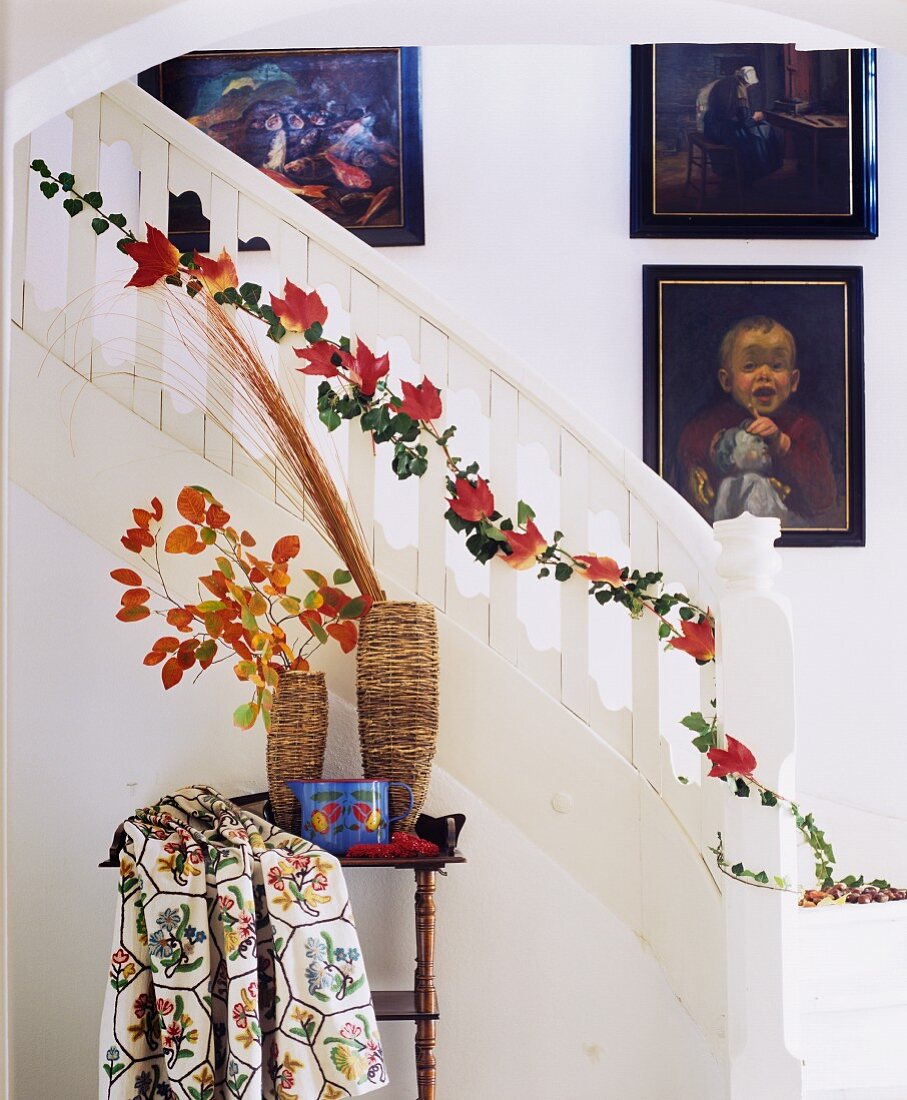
[266,670,329,833]
[356,601,439,832]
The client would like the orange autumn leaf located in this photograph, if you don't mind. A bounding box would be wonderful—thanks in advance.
[269,280,328,333]
[206,503,230,529]
[125,527,154,548]
[272,535,300,563]
[574,555,623,586]
[503,519,548,570]
[133,507,153,529]
[123,224,180,288]
[116,605,151,623]
[121,535,142,554]
[668,618,716,663]
[121,588,151,608]
[240,530,256,547]
[289,655,311,672]
[166,608,194,631]
[165,525,198,553]
[110,568,143,586]
[192,248,238,296]
[152,637,180,653]
[177,486,206,525]
[161,658,183,689]
[151,496,164,522]
[143,651,167,666]
[326,620,358,654]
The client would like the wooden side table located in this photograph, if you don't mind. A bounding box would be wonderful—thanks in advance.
[342,852,466,1100]
[101,798,465,1100]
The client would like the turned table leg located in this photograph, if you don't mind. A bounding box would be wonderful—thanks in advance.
[414,869,437,1099]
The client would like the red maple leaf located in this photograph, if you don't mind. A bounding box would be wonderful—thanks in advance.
[707,736,757,779]
[668,618,716,663]
[192,248,238,296]
[574,554,623,586]
[448,477,495,523]
[502,519,548,570]
[294,341,349,379]
[399,376,442,422]
[269,280,328,333]
[347,340,390,397]
[123,224,180,288]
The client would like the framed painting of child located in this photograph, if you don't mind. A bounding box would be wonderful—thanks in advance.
[643,266,865,547]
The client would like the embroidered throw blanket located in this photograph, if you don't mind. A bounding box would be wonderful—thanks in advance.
[100,786,387,1100]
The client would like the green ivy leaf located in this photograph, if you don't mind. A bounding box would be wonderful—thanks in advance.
[760,790,778,807]
[58,172,75,191]
[333,569,352,585]
[516,500,536,526]
[62,198,83,217]
[83,191,103,208]
[304,321,323,342]
[91,217,109,235]
[108,212,128,228]
[555,562,574,582]
[30,158,51,177]
[239,281,262,305]
[40,180,59,199]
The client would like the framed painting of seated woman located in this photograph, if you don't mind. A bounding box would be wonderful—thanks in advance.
[630,44,877,238]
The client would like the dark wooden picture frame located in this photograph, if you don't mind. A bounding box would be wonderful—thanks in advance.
[139,47,424,249]
[630,45,877,238]
[643,266,865,547]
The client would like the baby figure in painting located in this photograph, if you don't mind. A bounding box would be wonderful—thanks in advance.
[676,316,838,526]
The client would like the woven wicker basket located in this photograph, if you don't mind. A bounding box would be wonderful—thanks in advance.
[356,601,439,831]
[266,670,329,833]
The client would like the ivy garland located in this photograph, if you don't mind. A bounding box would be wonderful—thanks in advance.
[31,159,897,903]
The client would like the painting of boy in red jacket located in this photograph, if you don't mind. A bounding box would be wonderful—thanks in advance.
[675,315,842,528]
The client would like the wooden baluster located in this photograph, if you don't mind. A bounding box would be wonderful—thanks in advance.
[416,321,449,612]
[160,148,208,452]
[414,869,438,1100]
[348,269,378,564]
[445,343,490,643]
[630,498,662,792]
[203,175,238,474]
[132,126,169,429]
[64,96,102,378]
[272,215,309,513]
[560,429,590,722]
[489,374,518,662]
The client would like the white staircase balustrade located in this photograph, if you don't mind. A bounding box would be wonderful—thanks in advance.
[10,84,820,1096]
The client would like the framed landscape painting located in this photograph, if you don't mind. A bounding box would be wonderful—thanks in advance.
[630,44,877,238]
[139,47,424,248]
[643,266,865,547]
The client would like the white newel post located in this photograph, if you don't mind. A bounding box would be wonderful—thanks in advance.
[713,514,804,1100]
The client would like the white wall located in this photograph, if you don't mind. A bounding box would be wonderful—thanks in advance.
[7,483,723,1099]
[295,39,905,833]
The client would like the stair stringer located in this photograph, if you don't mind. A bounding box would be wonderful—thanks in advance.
[8,319,727,1055]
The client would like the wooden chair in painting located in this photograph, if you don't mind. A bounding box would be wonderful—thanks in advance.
[686,79,744,210]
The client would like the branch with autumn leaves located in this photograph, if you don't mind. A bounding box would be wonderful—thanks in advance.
[33,158,894,899]
[112,484,372,731]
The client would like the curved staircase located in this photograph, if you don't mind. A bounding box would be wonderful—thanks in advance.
[10,80,896,1099]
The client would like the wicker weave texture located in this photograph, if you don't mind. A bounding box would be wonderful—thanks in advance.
[267,670,329,832]
[356,601,439,831]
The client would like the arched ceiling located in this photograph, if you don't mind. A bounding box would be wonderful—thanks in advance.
[3,0,893,141]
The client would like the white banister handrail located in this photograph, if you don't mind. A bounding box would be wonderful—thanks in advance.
[104,80,720,587]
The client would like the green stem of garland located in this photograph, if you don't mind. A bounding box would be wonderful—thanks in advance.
[33,159,888,896]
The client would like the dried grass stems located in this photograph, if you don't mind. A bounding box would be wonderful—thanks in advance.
[167,291,384,602]
[63,281,384,601]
